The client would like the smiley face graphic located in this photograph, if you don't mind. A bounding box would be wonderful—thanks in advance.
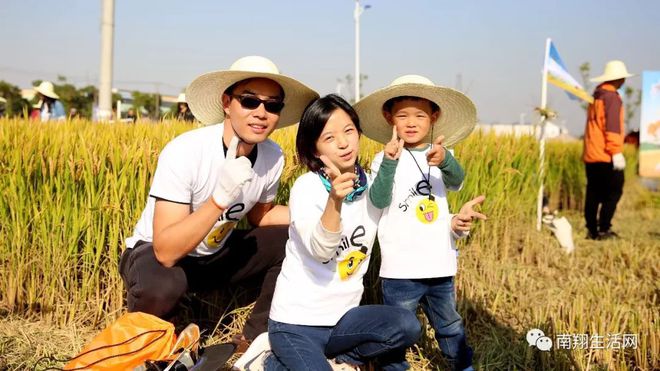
[205,221,237,249]
[416,198,438,224]
[338,246,368,280]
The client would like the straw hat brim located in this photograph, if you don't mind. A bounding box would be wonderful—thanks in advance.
[186,71,319,127]
[34,86,59,100]
[354,84,477,146]
[590,72,636,83]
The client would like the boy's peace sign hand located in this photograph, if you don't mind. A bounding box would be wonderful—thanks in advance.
[384,125,404,160]
[320,155,357,201]
[451,195,487,232]
[426,135,446,166]
[211,135,255,209]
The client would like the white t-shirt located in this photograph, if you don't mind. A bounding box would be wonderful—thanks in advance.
[269,172,382,326]
[125,123,284,256]
[371,148,458,279]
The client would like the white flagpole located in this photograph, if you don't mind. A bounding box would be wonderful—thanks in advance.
[537,38,551,231]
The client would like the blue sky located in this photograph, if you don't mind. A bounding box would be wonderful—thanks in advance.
[1,0,658,135]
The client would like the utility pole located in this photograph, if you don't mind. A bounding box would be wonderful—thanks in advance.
[98,0,115,121]
[354,1,370,102]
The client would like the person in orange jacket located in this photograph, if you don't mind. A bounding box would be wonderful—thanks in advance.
[583,60,635,240]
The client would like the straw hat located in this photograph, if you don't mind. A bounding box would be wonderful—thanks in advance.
[186,56,319,127]
[354,75,477,146]
[177,93,187,103]
[590,60,635,83]
[34,81,60,99]
[0,97,6,104]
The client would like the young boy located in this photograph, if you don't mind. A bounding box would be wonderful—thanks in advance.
[355,74,485,371]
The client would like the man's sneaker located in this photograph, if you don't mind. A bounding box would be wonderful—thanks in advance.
[598,230,620,240]
[232,332,271,371]
[587,231,600,240]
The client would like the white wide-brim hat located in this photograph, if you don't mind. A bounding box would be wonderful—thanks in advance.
[0,97,6,104]
[177,93,187,103]
[590,60,636,83]
[186,56,319,127]
[34,81,59,99]
[354,75,477,146]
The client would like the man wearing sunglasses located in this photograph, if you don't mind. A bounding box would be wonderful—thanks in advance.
[119,56,318,351]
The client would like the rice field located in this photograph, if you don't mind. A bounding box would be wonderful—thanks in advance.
[0,118,658,370]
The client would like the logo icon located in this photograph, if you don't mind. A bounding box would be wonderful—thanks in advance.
[527,328,553,351]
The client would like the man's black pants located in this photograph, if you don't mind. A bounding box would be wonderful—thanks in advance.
[119,225,287,340]
[584,162,624,235]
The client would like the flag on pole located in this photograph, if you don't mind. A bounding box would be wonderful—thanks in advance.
[545,41,593,104]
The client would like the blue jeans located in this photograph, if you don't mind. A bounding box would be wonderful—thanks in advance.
[382,277,473,370]
[266,305,421,371]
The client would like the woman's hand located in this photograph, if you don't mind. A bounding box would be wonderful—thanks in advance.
[320,155,357,201]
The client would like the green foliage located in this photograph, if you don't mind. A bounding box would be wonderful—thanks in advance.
[131,91,160,119]
[0,80,29,117]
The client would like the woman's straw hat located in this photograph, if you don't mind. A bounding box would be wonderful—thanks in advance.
[354,75,477,146]
[34,81,60,99]
[186,56,319,127]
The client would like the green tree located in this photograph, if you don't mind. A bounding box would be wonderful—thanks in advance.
[131,91,160,119]
[578,62,592,112]
[0,80,29,117]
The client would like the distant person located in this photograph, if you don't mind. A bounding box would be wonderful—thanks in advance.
[176,93,196,122]
[0,97,6,118]
[583,60,635,240]
[34,81,65,122]
[126,108,137,123]
[30,102,42,121]
[69,107,81,119]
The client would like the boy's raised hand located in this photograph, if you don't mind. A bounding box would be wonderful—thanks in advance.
[451,195,487,232]
[384,125,404,160]
[320,155,357,201]
[426,135,446,166]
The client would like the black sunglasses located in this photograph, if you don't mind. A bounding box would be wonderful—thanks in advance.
[231,94,285,114]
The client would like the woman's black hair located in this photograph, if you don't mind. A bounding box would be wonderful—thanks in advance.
[296,94,361,172]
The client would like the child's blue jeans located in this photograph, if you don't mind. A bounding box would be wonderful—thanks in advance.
[381,276,473,370]
[266,305,421,371]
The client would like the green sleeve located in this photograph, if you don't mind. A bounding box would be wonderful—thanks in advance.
[369,157,398,209]
[438,150,464,191]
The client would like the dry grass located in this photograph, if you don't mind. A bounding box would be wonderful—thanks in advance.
[0,119,658,370]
